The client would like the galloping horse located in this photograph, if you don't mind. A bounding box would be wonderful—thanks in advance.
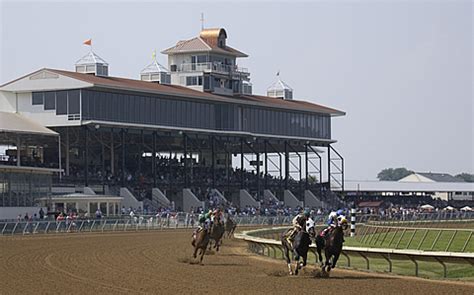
[315,218,347,273]
[192,226,210,264]
[281,218,316,275]
[209,216,225,252]
[224,217,237,238]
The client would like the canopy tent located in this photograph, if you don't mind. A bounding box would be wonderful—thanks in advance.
[443,206,455,211]
[420,204,435,210]
[460,206,473,211]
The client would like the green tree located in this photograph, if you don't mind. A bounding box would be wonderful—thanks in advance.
[377,168,413,181]
[455,173,474,182]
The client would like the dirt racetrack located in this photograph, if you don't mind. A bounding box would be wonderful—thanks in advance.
[1,230,473,295]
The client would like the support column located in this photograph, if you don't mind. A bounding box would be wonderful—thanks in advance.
[183,133,188,188]
[240,137,244,189]
[264,140,268,189]
[110,129,114,175]
[152,132,157,187]
[327,145,331,191]
[16,135,20,167]
[121,129,125,187]
[101,132,105,192]
[256,148,260,200]
[284,141,289,190]
[65,128,70,176]
[211,136,215,188]
[58,135,62,180]
[84,126,88,187]
[305,144,309,190]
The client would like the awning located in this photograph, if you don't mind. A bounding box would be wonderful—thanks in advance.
[0,112,57,136]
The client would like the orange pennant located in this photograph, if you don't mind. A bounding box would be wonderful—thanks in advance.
[83,39,92,46]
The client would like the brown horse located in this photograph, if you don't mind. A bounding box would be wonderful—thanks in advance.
[224,217,237,238]
[281,218,316,275]
[209,221,225,252]
[315,221,346,273]
[192,227,210,264]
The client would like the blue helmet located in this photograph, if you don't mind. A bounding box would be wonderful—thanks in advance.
[336,209,344,216]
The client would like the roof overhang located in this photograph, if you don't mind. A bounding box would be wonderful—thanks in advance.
[0,111,58,136]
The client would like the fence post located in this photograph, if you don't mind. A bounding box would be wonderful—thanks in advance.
[434,257,447,278]
[445,230,457,252]
[406,229,418,249]
[408,256,419,277]
[341,251,351,267]
[395,228,407,249]
[381,253,392,273]
[430,230,443,251]
[350,208,356,237]
[416,229,429,250]
[359,252,370,270]
[461,232,473,252]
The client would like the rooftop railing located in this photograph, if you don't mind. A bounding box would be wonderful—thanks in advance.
[177,62,248,74]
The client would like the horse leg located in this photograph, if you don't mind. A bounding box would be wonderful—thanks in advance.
[332,252,341,269]
[283,244,293,275]
[199,248,205,264]
[193,246,198,259]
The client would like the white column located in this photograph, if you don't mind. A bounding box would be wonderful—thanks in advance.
[106,202,109,216]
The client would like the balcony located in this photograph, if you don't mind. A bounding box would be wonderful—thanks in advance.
[176,62,249,76]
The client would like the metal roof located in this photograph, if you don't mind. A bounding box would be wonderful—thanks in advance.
[337,180,474,193]
[161,37,248,57]
[140,59,170,74]
[267,79,293,91]
[0,111,58,136]
[75,50,108,65]
[30,69,344,116]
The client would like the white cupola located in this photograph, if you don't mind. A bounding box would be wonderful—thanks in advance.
[75,50,109,76]
[267,74,293,100]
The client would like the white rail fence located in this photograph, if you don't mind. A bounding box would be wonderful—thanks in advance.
[236,228,474,278]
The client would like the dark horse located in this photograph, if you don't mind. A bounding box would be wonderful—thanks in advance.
[315,221,347,273]
[224,217,237,238]
[192,227,210,264]
[209,218,225,252]
[281,218,315,275]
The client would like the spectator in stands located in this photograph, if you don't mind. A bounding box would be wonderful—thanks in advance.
[95,209,102,219]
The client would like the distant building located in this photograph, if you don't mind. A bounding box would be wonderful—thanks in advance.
[398,172,471,201]
[399,172,464,183]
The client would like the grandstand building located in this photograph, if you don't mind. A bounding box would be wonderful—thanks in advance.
[0,27,345,214]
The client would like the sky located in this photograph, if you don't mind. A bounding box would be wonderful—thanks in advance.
[0,0,472,180]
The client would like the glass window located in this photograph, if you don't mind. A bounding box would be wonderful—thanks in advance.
[44,92,55,110]
[68,90,80,114]
[32,92,43,105]
[56,91,67,115]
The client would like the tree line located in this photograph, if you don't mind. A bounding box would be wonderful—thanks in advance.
[376,168,473,182]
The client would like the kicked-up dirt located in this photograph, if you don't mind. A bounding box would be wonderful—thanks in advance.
[1,230,473,294]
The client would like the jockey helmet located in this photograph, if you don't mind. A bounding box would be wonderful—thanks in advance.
[336,209,344,216]
[303,210,310,217]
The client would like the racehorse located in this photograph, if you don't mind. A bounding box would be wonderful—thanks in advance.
[315,219,347,273]
[224,217,237,238]
[192,227,210,264]
[209,217,225,252]
[281,218,316,275]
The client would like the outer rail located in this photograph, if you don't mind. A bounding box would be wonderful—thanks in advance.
[235,228,474,278]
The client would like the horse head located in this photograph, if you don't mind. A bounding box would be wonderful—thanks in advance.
[337,216,348,230]
[305,217,316,238]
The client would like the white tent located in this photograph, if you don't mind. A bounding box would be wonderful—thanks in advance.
[443,206,455,211]
[460,206,473,211]
[420,204,434,210]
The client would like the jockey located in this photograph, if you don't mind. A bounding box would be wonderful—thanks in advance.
[286,210,310,244]
[211,208,224,224]
[321,209,346,238]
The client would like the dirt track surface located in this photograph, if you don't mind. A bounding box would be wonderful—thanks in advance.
[1,230,473,295]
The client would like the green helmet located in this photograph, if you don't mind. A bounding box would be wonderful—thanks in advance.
[303,210,310,217]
